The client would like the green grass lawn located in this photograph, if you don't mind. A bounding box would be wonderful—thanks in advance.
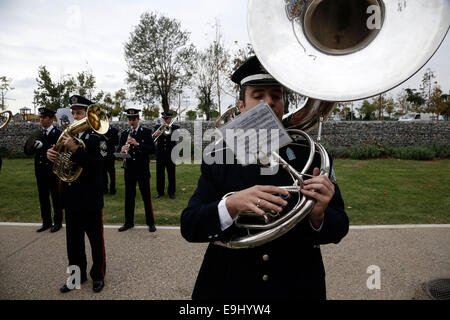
[0,158,448,225]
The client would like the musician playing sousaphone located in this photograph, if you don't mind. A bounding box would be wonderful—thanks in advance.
[181,0,449,300]
[47,95,106,294]
[181,56,349,300]
[24,107,63,233]
[153,111,180,199]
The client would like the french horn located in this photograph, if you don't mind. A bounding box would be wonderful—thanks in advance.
[215,0,450,248]
[0,110,13,129]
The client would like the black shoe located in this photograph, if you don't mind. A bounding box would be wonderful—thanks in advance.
[169,194,175,199]
[154,194,164,199]
[103,189,109,195]
[118,224,134,232]
[148,225,156,232]
[50,224,62,233]
[93,280,105,293]
[110,189,116,195]
[60,278,87,293]
[37,225,52,233]
[60,284,73,293]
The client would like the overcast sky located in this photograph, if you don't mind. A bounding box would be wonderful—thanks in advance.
[1,0,449,115]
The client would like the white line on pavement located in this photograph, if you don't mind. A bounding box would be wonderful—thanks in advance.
[0,222,449,230]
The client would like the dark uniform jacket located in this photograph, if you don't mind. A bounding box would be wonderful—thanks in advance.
[154,124,180,160]
[30,126,62,177]
[100,125,119,160]
[60,130,104,212]
[117,126,155,176]
[181,145,349,300]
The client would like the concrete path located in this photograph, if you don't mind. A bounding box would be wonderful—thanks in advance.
[0,223,449,300]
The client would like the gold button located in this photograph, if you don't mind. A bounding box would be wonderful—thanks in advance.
[263,254,269,261]
[262,275,269,281]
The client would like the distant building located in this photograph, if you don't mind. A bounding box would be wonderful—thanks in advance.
[19,107,39,122]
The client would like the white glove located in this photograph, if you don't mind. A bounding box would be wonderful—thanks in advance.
[34,140,43,150]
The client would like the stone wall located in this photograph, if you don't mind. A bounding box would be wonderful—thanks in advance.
[1,120,449,155]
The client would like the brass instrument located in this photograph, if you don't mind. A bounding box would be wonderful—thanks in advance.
[153,117,177,142]
[53,105,109,182]
[215,0,450,249]
[0,110,13,129]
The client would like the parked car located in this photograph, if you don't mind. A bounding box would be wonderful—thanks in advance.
[398,113,441,121]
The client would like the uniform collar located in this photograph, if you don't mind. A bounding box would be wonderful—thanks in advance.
[42,125,54,135]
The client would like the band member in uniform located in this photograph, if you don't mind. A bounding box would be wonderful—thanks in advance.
[24,107,63,233]
[153,112,179,199]
[181,56,349,300]
[117,108,156,232]
[47,95,106,293]
[100,116,119,195]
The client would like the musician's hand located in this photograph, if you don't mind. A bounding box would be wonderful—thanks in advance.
[47,145,58,163]
[225,185,289,219]
[121,144,129,153]
[154,130,162,137]
[301,167,335,228]
[127,137,139,146]
[62,132,78,153]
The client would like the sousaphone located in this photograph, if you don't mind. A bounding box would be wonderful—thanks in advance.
[216,0,450,248]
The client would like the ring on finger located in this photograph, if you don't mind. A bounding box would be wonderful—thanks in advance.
[256,199,261,208]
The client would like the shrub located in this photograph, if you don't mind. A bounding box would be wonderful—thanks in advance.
[391,146,436,160]
[427,142,450,158]
[346,144,382,159]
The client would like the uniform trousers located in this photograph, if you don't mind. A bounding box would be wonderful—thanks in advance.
[124,171,155,226]
[65,209,106,281]
[102,159,116,193]
[36,174,62,226]
[156,157,176,196]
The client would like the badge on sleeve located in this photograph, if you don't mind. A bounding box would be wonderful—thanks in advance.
[286,147,296,161]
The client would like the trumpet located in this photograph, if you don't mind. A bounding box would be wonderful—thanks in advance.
[153,117,177,142]
[0,110,12,129]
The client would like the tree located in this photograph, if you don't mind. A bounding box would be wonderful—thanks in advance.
[0,76,14,110]
[142,105,160,120]
[337,101,355,121]
[405,88,425,112]
[33,66,75,111]
[186,110,197,120]
[112,89,128,117]
[124,12,196,113]
[194,49,217,120]
[395,90,411,116]
[419,68,437,111]
[73,69,97,99]
[384,96,395,119]
[371,94,394,120]
[210,18,231,116]
[428,86,446,120]
[357,99,377,120]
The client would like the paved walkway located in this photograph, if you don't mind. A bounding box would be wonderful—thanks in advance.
[0,223,449,300]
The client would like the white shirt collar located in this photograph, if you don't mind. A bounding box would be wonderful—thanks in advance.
[42,125,54,135]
